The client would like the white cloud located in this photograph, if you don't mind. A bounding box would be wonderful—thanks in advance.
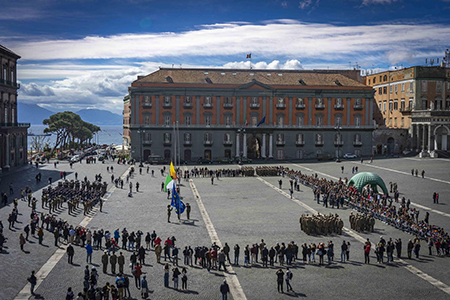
[361,0,400,5]
[20,82,55,96]
[281,1,288,8]
[299,0,312,9]
[222,59,303,70]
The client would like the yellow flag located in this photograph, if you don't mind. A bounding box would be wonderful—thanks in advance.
[170,162,177,179]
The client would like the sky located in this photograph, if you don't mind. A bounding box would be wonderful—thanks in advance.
[1,0,450,114]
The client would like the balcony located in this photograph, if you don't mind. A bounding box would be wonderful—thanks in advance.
[353,104,364,110]
[184,140,192,146]
[143,140,152,145]
[295,103,305,109]
[0,79,20,88]
[315,140,324,146]
[162,102,172,109]
[295,140,305,146]
[400,106,412,114]
[250,103,260,109]
[315,104,325,110]
[334,104,344,110]
[142,102,152,108]
[183,102,193,108]
[223,140,233,146]
[163,140,172,146]
[203,140,213,146]
[203,103,213,109]
[276,140,285,146]
[334,141,344,146]
[353,141,363,147]
[223,103,233,109]
[0,123,30,127]
[276,103,286,109]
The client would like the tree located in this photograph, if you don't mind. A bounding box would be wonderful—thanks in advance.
[29,133,50,154]
[43,111,100,152]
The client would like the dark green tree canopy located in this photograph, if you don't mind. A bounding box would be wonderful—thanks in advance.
[347,172,388,194]
[43,111,101,151]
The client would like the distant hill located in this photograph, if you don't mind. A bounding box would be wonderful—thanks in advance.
[18,102,53,124]
[77,109,122,125]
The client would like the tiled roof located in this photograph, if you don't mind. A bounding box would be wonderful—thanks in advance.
[0,44,20,59]
[135,68,367,88]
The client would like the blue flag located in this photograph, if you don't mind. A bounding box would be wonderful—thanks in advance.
[171,188,185,214]
[257,116,266,127]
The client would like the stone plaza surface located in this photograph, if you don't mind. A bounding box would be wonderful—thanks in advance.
[0,157,449,299]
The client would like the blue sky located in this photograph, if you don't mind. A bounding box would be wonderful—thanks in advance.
[1,0,450,114]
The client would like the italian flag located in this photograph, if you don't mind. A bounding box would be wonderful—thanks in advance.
[246,53,251,59]
[164,174,175,192]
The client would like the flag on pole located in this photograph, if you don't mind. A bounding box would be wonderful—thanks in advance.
[170,162,177,179]
[257,116,266,127]
[164,174,175,192]
[171,188,185,214]
[244,118,248,127]
[246,53,251,59]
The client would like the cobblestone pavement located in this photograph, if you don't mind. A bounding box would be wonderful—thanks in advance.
[0,157,449,299]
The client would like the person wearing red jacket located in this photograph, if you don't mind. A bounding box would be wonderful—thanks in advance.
[132,263,142,289]
[364,239,371,264]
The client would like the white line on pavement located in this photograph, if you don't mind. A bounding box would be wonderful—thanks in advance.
[188,177,247,300]
[14,167,131,300]
[256,176,450,296]
[292,163,450,219]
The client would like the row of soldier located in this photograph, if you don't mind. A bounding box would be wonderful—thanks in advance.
[299,213,344,236]
[349,212,376,232]
[255,166,279,176]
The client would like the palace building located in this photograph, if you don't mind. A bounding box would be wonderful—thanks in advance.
[366,59,450,157]
[0,45,29,171]
[124,68,375,162]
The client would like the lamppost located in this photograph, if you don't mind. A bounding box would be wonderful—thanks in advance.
[237,127,245,164]
[335,125,342,162]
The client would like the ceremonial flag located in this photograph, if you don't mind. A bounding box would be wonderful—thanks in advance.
[170,162,177,179]
[257,116,266,127]
[246,53,251,59]
[164,174,174,192]
[244,118,248,127]
[171,188,185,214]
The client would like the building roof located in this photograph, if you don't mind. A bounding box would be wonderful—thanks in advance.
[134,68,368,88]
[0,44,21,59]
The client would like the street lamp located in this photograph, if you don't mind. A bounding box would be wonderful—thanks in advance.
[335,125,342,162]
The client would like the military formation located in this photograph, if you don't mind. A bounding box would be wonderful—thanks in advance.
[349,212,375,232]
[41,179,107,215]
[299,213,344,235]
[240,167,255,177]
[255,166,279,176]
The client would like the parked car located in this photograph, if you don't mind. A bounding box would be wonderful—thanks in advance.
[343,153,358,159]
[217,157,233,164]
[198,158,212,164]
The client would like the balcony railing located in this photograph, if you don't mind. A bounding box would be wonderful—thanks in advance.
[223,140,233,146]
[353,141,363,146]
[184,140,192,146]
[203,103,213,108]
[276,103,286,109]
[142,102,152,108]
[163,140,172,146]
[334,141,344,146]
[203,140,213,146]
[0,123,30,127]
[354,104,364,110]
[334,104,344,110]
[315,140,324,146]
[223,103,233,109]
[295,104,305,109]
[162,102,172,109]
[276,140,285,146]
[400,106,412,114]
[250,103,260,108]
[143,140,152,145]
[295,141,305,146]
[315,104,325,109]
[0,79,20,88]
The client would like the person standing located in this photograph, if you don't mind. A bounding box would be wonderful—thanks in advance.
[141,276,149,298]
[37,227,44,245]
[167,205,173,223]
[395,238,402,258]
[133,263,142,289]
[19,233,26,251]
[172,266,181,289]
[27,271,37,295]
[186,203,191,219]
[118,252,125,274]
[407,239,414,259]
[364,240,371,264]
[115,274,125,299]
[234,244,240,266]
[67,243,75,264]
[110,252,117,274]
[285,267,293,292]
[218,250,227,271]
[86,242,93,264]
[102,251,109,273]
[276,268,284,293]
[163,263,170,288]
[220,279,230,300]
[155,244,162,263]
[124,274,131,298]
[181,267,188,290]
[341,241,347,262]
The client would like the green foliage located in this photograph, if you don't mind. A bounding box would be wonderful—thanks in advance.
[43,111,101,152]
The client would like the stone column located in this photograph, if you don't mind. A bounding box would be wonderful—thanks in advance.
[243,133,247,158]
[428,124,432,152]
[422,124,426,151]
[269,134,273,158]
[416,124,420,151]
[5,134,10,166]
[262,133,266,158]
[236,133,240,158]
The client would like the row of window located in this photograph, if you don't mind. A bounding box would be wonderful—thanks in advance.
[381,97,450,112]
[375,81,450,95]
[141,95,364,109]
[145,132,362,145]
[143,113,362,127]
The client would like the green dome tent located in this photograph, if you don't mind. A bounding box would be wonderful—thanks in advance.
[347,172,388,194]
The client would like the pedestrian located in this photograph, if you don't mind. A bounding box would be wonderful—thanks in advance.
[276,268,284,293]
[421,170,425,178]
[234,244,240,265]
[19,233,26,251]
[364,240,371,264]
[110,252,117,274]
[66,287,74,300]
[27,270,37,295]
[124,274,131,298]
[181,267,188,290]
[141,276,149,298]
[164,263,170,287]
[341,166,344,173]
[172,266,181,289]
[37,227,44,245]
[133,263,142,289]
[186,203,191,219]
[414,241,421,258]
[407,239,413,259]
[341,241,347,262]
[115,274,125,299]
[220,279,230,300]
[67,243,75,264]
[218,249,227,271]
[118,252,125,274]
[285,267,293,292]
[167,205,173,223]
[86,242,93,264]
[102,250,109,273]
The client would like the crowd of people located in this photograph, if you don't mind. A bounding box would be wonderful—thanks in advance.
[299,213,344,235]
